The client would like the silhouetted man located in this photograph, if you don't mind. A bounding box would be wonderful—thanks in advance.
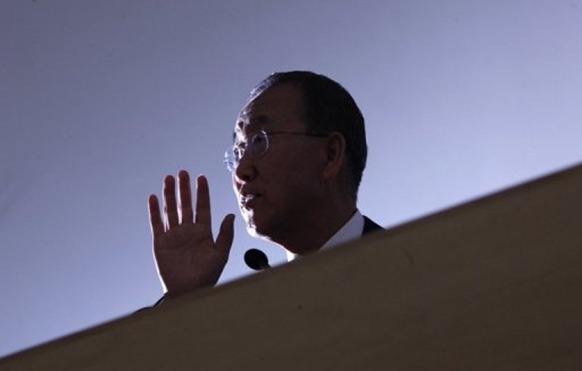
[148,71,382,298]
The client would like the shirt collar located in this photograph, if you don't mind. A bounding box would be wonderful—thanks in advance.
[286,209,364,262]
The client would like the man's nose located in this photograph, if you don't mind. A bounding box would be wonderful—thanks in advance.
[234,151,257,183]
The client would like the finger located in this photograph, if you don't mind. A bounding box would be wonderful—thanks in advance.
[148,194,164,238]
[178,170,193,224]
[215,214,235,256]
[163,175,179,229]
[195,175,212,226]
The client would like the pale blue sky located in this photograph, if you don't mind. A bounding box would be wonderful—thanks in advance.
[1,0,581,356]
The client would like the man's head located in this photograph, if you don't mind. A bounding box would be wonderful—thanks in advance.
[249,71,367,200]
[228,71,367,252]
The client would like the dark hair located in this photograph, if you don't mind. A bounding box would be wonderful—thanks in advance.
[250,71,367,201]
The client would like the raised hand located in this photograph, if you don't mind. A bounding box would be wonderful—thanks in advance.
[148,170,235,297]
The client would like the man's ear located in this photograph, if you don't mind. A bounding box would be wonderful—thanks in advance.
[322,132,346,179]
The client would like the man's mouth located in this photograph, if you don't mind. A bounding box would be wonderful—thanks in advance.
[240,193,261,209]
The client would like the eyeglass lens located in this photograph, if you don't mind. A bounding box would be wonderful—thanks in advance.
[224,131,269,172]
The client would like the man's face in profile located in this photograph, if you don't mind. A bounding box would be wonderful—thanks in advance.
[231,83,327,243]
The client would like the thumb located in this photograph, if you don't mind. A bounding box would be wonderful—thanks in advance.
[215,214,235,255]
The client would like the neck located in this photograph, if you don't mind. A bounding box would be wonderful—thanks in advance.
[272,195,357,256]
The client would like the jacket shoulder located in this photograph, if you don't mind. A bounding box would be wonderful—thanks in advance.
[362,216,383,234]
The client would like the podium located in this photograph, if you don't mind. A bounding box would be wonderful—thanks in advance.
[2,164,581,370]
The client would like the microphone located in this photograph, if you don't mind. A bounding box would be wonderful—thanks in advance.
[244,248,271,271]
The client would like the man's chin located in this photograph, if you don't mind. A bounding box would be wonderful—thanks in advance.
[244,217,274,240]
[246,223,268,239]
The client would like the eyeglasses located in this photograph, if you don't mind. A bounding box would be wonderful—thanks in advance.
[224,130,327,172]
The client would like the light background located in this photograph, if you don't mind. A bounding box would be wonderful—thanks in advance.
[1,0,581,356]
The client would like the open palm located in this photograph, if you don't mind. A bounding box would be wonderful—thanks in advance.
[148,171,234,297]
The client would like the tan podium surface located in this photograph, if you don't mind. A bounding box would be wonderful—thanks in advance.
[2,164,582,370]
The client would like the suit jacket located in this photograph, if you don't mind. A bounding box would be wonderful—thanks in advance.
[363,216,383,235]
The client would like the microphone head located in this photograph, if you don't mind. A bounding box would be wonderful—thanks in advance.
[244,248,270,271]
